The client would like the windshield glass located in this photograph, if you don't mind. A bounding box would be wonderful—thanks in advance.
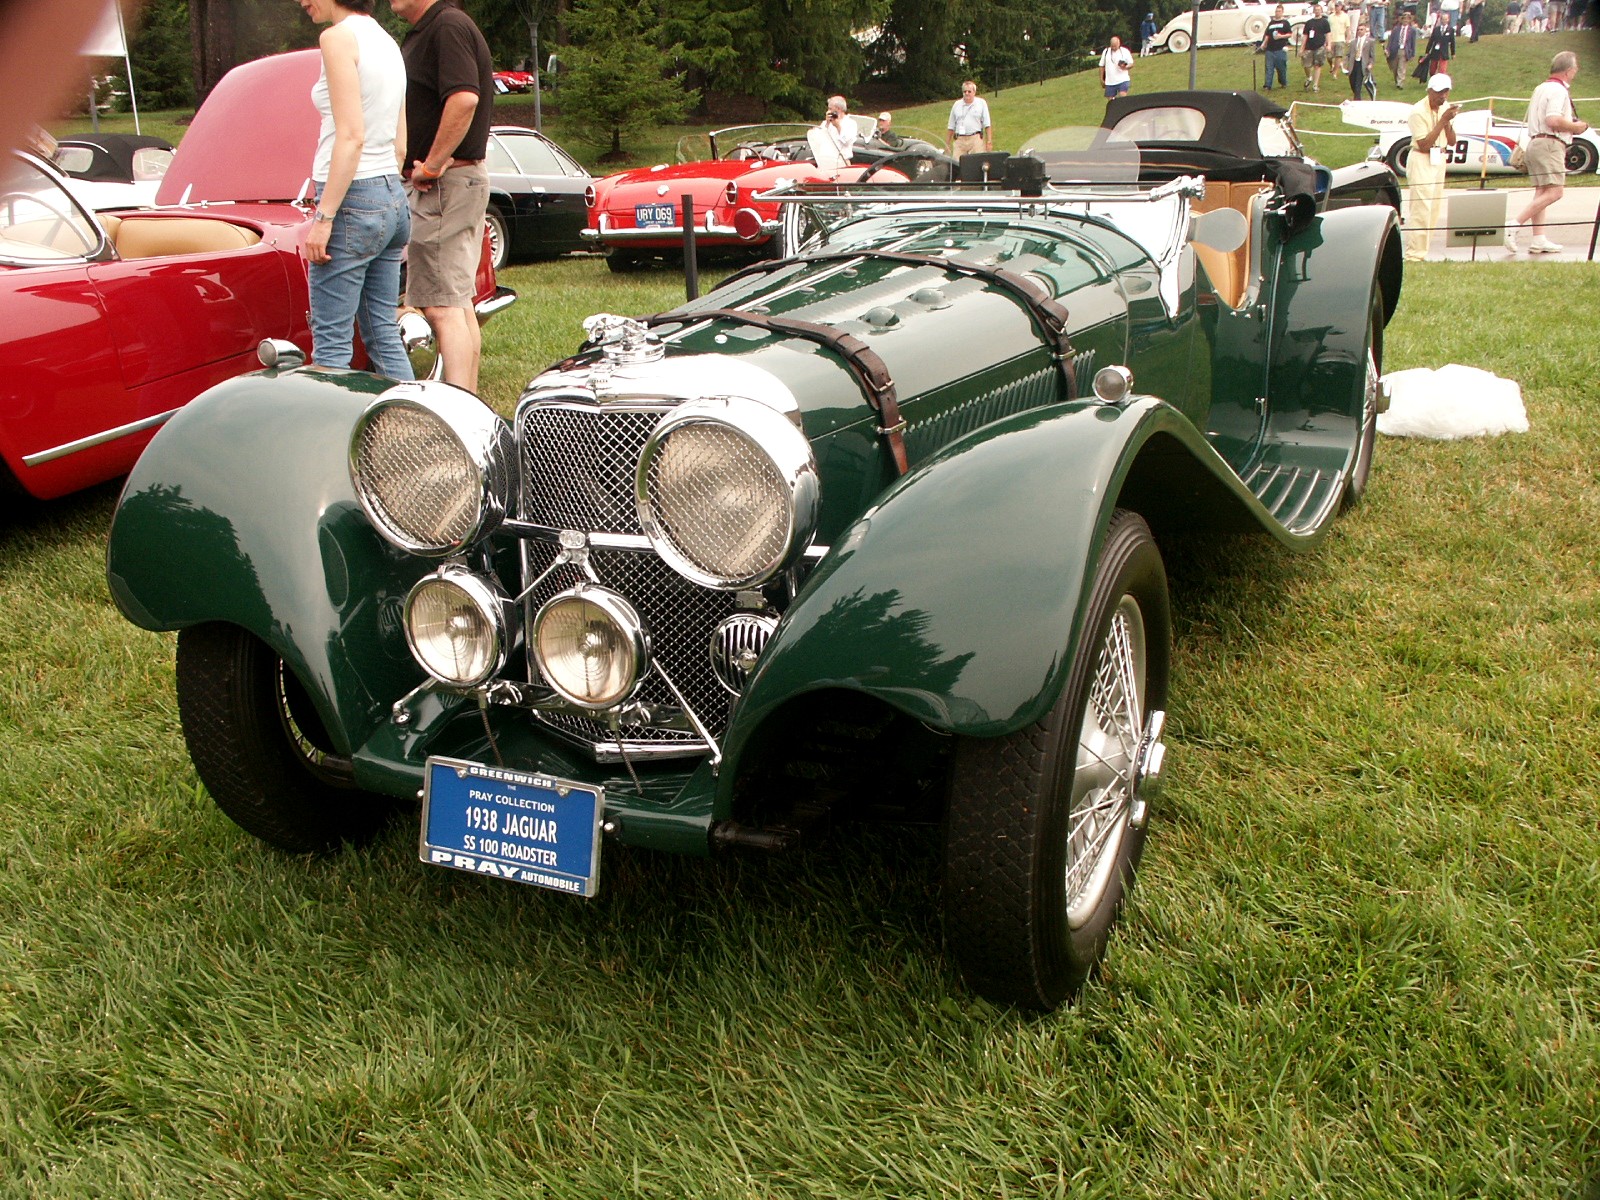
[710,124,816,161]
[0,155,102,263]
[1021,127,1141,185]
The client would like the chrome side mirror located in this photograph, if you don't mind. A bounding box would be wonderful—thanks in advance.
[399,309,441,381]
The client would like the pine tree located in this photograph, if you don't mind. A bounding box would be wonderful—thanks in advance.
[561,0,693,157]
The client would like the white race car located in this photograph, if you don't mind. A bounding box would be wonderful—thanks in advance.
[1152,0,1315,54]
[1344,99,1600,176]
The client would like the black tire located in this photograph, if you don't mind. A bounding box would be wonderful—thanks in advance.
[175,623,395,853]
[1566,140,1598,175]
[605,250,645,274]
[944,510,1170,1011]
[1166,29,1192,54]
[485,205,510,272]
[1342,291,1384,510]
[1384,136,1411,175]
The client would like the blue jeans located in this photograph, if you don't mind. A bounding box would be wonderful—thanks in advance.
[1265,48,1289,88]
[308,174,413,380]
[1371,7,1389,37]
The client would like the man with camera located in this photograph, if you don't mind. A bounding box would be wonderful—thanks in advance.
[820,96,861,161]
[1404,72,1459,261]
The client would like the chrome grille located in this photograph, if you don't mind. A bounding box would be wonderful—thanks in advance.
[518,398,737,751]
[522,542,737,749]
[520,402,663,534]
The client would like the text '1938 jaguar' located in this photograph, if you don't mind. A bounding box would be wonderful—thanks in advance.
[107,132,1402,1011]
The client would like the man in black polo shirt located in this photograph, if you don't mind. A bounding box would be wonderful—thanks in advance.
[1299,4,1332,91]
[1260,5,1294,90]
[391,0,493,392]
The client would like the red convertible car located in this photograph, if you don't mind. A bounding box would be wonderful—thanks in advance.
[1,50,510,503]
[582,123,952,270]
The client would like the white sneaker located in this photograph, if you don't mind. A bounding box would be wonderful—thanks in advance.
[1503,226,1521,254]
[1529,236,1563,254]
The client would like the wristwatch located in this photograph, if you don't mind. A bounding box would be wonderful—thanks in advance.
[313,209,335,223]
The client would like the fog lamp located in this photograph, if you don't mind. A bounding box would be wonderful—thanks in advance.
[533,586,650,710]
[404,568,512,686]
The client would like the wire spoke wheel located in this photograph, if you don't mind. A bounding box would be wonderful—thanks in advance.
[944,510,1169,1011]
[1343,289,1384,509]
[1066,595,1146,928]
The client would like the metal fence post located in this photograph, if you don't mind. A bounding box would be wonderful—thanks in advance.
[683,194,700,302]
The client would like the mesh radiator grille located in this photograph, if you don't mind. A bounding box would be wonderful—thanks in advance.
[520,403,661,534]
[518,400,735,748]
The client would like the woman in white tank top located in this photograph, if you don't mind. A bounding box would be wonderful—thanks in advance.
[300,0,413,380]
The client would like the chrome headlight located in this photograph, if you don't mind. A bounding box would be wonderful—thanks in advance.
[636,397,818,589]
[404,567,513,686]
[350,381,513,556]
[533,586,650,710]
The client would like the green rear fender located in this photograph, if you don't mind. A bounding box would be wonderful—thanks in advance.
[106,368,431,755]
[1268,205,1402,430]
[720,399,1206,789]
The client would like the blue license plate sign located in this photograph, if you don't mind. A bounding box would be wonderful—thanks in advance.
[635,202,676,228]
[420,757,602,897]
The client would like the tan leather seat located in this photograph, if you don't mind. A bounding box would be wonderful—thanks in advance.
[114,216,262,259]
[1191,181,1269,310]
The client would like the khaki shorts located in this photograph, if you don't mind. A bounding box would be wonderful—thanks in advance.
[951,132,986,160]
[406,161,489,309]
[1526,137,1567,188]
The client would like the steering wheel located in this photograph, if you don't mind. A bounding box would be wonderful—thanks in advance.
[0,190,94,255]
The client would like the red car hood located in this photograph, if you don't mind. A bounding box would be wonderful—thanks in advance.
[157,51,321,206]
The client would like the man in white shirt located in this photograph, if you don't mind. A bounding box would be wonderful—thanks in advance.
[1100,37,1134,98]
[945,80,993,161]
[1508,52,1589,254]
[820,95,860,160]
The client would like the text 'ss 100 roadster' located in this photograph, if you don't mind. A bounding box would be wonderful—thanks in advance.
[107,138,1402,1011]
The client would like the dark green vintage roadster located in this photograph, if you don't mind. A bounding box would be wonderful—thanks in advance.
[108,138,1402,1011]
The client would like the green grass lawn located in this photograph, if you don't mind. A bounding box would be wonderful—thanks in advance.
[2,250,1597,1195]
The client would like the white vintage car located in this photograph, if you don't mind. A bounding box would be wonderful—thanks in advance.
[1344,99,1600,176]
[1153,0,1316,54]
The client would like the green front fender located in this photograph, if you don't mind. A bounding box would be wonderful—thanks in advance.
[107,367,430,756]
[719,398,1204,790]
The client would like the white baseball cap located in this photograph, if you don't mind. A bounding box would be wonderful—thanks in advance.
[878,112,892,121]
[1428,73,1453,92]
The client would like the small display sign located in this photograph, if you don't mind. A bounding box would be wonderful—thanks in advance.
[420,757,602,897]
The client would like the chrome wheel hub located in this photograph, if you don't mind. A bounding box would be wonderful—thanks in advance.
[1065,595,1163,929]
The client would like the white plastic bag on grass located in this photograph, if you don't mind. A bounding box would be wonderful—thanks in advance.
[1377,364,1529,440]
